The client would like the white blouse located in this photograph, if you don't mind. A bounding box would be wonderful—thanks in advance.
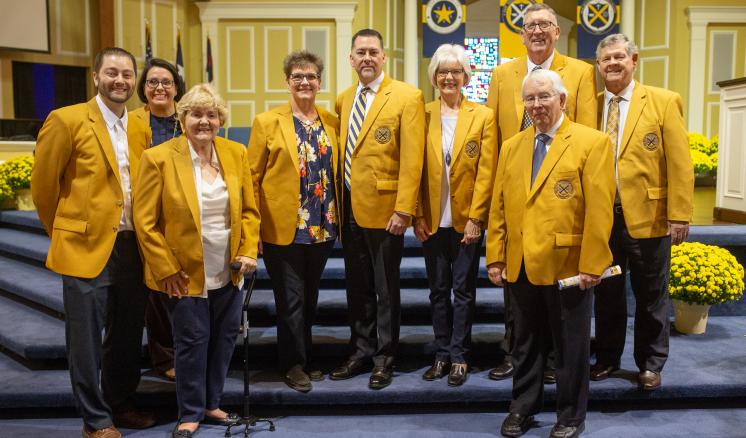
[439,115,457,228]
[189,142,231,297]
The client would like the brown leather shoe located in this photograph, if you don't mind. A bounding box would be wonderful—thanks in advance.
[82,425,122,438]
[590,363,619,381]
[638,370,661,390]
[368,366,393,389]
[422,360,450,380]
[162,367,176,381]
[488,357,514,381]
[284,365,312,392]
[448,363,468,386]
[330,359,368,380]
[112,409,156,429]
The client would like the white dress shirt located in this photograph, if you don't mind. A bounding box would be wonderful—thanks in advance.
[353,71,385,117]
[602,80,635,153]
[439,115,457,228]
[527,51,555,73]
[535,113,564,152]
[96,94,133,231]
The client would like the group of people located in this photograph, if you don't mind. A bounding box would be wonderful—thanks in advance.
[30,3,693,438]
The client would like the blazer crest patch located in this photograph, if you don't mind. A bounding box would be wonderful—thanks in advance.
[643,132,659,151]
[375,127,392,144]
[465,140,479,158]
[554,179,574,199]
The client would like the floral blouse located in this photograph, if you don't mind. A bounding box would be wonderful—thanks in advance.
[293,116,337,244]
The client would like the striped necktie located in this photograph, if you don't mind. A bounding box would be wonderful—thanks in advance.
[344,87,370,190]
[606,96,622,198]
[521,65,542,131]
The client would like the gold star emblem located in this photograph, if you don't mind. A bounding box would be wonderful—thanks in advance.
[433,3,455,24]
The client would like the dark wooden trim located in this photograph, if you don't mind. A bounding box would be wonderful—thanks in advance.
[714,207,746,224]
[717,77,746,88]
[99,0,115,49]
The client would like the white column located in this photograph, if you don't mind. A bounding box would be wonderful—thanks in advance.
[620,0,635,40]
[687,9,707,133]
[335,15,354,92]
[403,0,418,86]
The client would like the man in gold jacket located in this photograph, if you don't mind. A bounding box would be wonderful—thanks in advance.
[31,48,154,438]
[484,2,598,382]
[487,69,614,438]
[329,28,425,390]
[591,34,693,391]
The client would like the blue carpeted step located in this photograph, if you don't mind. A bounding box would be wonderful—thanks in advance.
[0,256,64,314]
[0,210,45,233]
[0,294,67,360]
[0,228,49,263]
[2,316,746,409]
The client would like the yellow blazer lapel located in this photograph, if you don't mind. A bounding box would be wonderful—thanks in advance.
[451,98,474,167]
[549,51,567,73]
[428,100,444,168]
[127,124,143,186]
[277,104,300,175]
[339,89,354,151]
[214,138,239,227]
[528,118,571,200]
[618,82,646,158]
[513,59,527,123]
[319,108,338,178]
[519,130,535,197]
[172,137,201,231]
[88,99,121,188]
[357,75,392,147]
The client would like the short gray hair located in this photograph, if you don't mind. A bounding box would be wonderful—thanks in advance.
[524,3,559,26]
[177,83,228,128]
[522,69,567,98]
[596,33,639,59]
[427,44,472,87]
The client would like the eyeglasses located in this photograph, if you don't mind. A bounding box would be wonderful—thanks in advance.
[522,21,555,32]
[523,93,557,106]
[289,73,320,83]
[436,69,465,78]
[146,78,175,89]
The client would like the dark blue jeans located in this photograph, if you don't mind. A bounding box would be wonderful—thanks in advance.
[168,283,242,423]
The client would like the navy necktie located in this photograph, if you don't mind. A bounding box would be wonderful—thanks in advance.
[531,133,550,186]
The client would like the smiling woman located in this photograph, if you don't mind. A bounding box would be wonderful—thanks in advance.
[247,50,340,393]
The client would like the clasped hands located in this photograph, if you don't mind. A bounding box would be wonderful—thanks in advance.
[413,217,482,244]
[162,256,257,298]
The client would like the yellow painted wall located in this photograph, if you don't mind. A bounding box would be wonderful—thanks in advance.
[634,0,746,135]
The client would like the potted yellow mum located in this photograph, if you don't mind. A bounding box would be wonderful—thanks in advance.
[0,156,34,210]
[669,242,744,334]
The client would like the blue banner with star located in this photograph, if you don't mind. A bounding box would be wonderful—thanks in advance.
[422,0,466,57]
[577,0,620,59]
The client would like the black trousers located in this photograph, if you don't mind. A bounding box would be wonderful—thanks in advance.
[342,189,404,368]
[263,240,335,373]
[168,283,242,423]
[61,231,148,431]
[593,208,671,372]
[422,227,481,364]
[509,267,592,426]
[145,290,174,373]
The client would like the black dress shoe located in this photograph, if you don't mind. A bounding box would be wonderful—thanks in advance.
[590,363,619,381]
[544,369,556,385]
[489,357,514,380]
[284,365,312,392]
[447,363,468,386]
[202,412,240,426]
[307,369,325,381]
[368,366,393,390]
[330,359,367,380]
[550,421,585,438]
[172,428,193,438]
[500,413,534,437]
[422,360,450,380]
[113,409,157,429]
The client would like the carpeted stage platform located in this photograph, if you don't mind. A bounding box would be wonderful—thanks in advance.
[0,210,745,436]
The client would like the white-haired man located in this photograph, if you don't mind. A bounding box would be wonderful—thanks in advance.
[487,69,615,438]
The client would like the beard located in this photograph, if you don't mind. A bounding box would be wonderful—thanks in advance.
[97,82,133,104]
